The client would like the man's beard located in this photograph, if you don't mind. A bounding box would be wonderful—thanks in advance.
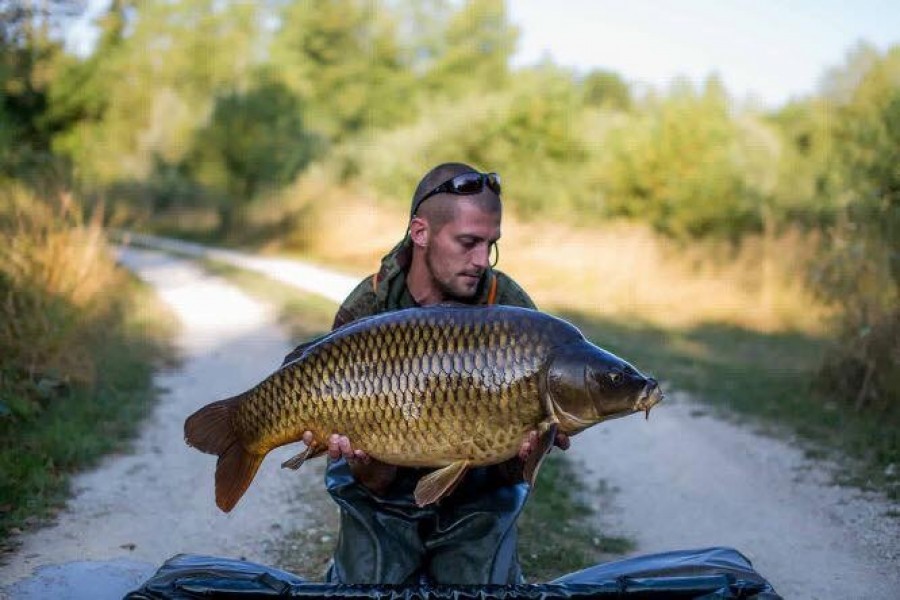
[425,245,479,302]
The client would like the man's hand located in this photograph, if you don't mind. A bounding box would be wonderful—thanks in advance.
[517,430,570,461]
[317,432,371,462]
[303,431,397,495]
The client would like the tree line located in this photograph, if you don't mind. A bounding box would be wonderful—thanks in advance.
[2,0,897,413]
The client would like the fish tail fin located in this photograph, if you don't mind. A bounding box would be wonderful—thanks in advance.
[184,393,245,455]
[184,392,263,512]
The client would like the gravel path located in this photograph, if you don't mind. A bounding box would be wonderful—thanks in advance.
[1,247,326,598]
[568,394,900,599]
[2,237,898,599]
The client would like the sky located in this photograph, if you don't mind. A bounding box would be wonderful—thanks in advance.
[66,0,900,109]
[507,0,900,107]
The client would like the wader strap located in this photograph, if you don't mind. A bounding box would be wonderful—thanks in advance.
[486,273,498,305]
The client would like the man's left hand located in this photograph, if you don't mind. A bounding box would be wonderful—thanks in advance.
[517,430,570,461]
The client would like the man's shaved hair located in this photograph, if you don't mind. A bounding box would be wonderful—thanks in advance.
[411,162,501,231]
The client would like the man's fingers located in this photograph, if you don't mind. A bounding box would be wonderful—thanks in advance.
[338,435,353,459]
[327,434,339,459]
[326,433,369,461]
[517,430,539,460]
[302,431,314,446]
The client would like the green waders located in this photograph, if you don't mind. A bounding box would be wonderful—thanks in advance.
[324,459,528,584]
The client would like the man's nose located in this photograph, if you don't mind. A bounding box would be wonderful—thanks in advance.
[472,244,490,269]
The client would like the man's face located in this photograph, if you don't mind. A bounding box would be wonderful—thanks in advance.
[424,198,501,301]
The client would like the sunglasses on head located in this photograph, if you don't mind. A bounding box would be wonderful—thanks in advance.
[412,171,502,216]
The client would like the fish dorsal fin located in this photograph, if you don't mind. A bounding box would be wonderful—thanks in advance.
[414,461,469,506]
[523,421,557,486]
[281,338,320,367]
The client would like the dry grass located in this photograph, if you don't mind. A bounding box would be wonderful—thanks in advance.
[502,219,828,333]
[0,186,126,391]
[287,198,828,334]
[1,184,176,540]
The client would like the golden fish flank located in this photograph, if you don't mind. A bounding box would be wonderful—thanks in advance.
[184,305,663,512]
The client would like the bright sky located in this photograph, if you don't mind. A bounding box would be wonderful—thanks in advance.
[508,0,900,107]
[67,0,900,109]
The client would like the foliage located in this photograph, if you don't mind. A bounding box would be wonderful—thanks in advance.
[580,68,631,110]
[184,75,319,231]
[52,0,262,184]
[0,186,120,414]
[271,0,411,141]
[0,1,81,184]
[811,45,900,413]
[0,186,173,537]
[597,77,773,239]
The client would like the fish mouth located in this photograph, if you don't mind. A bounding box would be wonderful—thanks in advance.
[635,381,664,419]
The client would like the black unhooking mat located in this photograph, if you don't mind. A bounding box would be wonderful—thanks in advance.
[124,546,782,599]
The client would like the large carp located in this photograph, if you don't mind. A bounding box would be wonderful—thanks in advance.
[185,305,662,512]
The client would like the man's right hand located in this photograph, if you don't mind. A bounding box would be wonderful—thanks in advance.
[304,431,398,496]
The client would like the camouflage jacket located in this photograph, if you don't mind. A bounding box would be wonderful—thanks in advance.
[332,238,536,329]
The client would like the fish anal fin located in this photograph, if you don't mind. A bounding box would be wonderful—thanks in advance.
[414,461,469,507]
[216,442,265,513]
[281,443,326,470]
[523,422,558,487]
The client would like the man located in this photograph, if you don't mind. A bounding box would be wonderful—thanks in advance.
[288,162,567,585]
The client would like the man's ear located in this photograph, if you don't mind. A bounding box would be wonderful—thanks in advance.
[409,217,429,248]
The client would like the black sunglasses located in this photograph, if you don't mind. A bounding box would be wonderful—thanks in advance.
[412,172,502,216]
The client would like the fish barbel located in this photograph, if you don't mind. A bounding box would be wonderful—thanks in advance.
[184,305,662,512]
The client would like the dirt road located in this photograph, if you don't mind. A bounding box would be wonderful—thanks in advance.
[2,239,898,599]
[569,396,899,599]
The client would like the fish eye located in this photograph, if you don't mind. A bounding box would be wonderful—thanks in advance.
[608,371,622,385]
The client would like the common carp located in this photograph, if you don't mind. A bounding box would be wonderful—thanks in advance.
[184,305,662,512]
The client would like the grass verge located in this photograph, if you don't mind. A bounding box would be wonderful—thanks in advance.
[201,259,635,581]
[0,275,177,545]
[518,453,634,581]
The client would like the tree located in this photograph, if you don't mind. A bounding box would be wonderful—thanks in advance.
[52,0,263,184]
[598,76,768,239]
[271,0,410,141]
[581,68,631,110]
[813,44,900,412]
[0,0,85,181]
[420,0,517,98]
[185,77,318,232]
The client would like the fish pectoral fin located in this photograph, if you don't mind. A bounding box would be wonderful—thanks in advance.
[523,422,558,487]
[414,461,469,507]
[281,443,326,470]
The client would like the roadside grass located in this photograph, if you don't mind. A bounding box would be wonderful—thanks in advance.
[0,188,177,546]
[556,309,900,501]
[0,276,176,544]
[202,259,631,580]
[518,453,634,581]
